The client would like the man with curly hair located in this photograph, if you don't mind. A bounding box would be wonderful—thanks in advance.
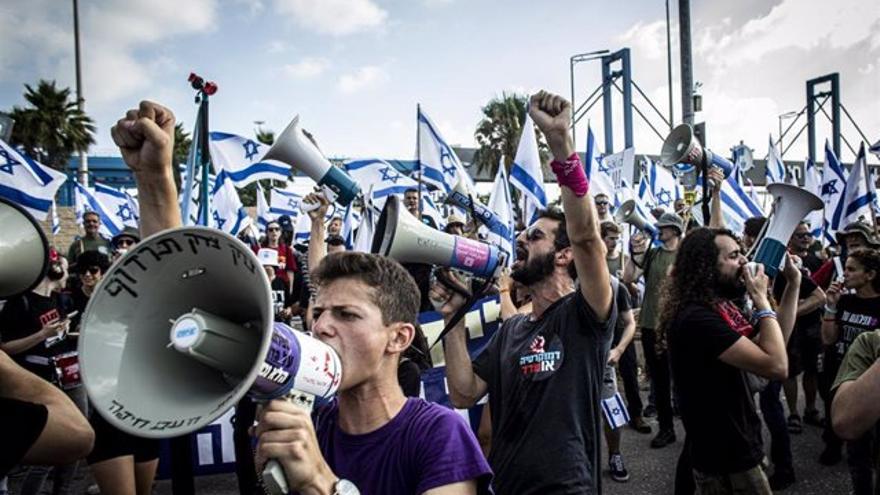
[660,228,801,494]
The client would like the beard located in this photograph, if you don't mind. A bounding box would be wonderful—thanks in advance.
[512,250,556,286]
[716,270,747,301]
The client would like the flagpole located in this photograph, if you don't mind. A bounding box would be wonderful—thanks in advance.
[416,103,423,218]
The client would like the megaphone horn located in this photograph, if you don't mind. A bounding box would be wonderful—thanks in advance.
[660,124,733,185]
[751,183,823,277]
[263,116,360,206]
[613,199,659,237]
[372,195,505,277]
[0,197,49,298]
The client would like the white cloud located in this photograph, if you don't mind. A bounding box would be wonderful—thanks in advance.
[337,66,389,93]
[283,57,330,79]
[273,0,387,36]
[233,0,265,17]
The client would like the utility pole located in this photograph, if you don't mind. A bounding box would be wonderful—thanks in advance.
[678,0,694,126]
[665,0,675,130]
[73,0,88,185]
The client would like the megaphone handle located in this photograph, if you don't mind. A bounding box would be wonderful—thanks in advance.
[260,390,317,495]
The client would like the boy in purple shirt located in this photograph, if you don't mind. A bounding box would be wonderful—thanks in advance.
[254,253,492,494]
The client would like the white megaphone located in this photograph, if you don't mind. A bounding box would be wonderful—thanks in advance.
[614,199,659,237]
[78,226,341,494]
[372,195,506,278]
[661,124,733,188]
[0,197,49,298]
[445,180,512,240]
[751,183,823,277]
[263,116,360,207]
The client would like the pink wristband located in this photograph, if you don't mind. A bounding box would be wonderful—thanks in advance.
[550,153,590,197]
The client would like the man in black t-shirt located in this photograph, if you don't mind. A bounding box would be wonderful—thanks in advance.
[663,228,800,494]
[437,92,615,494]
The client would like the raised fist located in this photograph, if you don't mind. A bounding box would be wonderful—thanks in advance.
[111,101,175,178]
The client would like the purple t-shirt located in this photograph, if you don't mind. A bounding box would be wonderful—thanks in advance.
[314,397,492,494]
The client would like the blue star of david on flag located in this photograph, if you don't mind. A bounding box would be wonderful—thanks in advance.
[598,157,610,174]
[440,150,457,176]
[822,179,839,197]
[242,140,260,161]
[380,167,400,184]
[0,149,21,175]
[212,209,226,230]
[655,188,673,207]
[287,198,298,209]
[116,203,135,222]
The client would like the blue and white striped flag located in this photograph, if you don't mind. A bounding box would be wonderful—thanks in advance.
[94,182,139,229]
[74,182,124,237]
[766,135,786,185]
[352,186,376,254]
[803,158,823,237]
[416,109,465,194]
[841,143,875,227]
[695,174,764,234]
[647,158,682,211]
[346,159,419,207]
[484,162,515,265]
[0,139,67,221]
[510,112,547,224]
[269,188,302,219]
[209,132,289,187]
[256,182,273,232]
[821,140,848,244]
[210,171,248,236]
[50,199,60,235]
[584,124,615,200]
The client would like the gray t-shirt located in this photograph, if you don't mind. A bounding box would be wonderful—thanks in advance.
[473,287,616,495]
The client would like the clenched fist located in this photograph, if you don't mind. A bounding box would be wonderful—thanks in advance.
[111,101,175,178]
[528,91,574,161]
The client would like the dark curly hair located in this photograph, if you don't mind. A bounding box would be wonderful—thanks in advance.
[657,227,738,341]
[847,247,880,292]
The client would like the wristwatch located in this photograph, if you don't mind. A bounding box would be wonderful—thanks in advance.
[333,479,359,495]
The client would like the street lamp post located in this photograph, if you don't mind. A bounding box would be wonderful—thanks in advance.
[73,0,88,185]
[569,49,610,150]
[778,110,799,157]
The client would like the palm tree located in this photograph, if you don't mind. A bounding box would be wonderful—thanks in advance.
[172,122,192,191]
[472,93,549,178]
[7,80,95,170]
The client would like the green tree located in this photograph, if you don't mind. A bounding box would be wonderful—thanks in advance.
[472,93,549,178]
[172,122,192,191]
[7,80,95,170]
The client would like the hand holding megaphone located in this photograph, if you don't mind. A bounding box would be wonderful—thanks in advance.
[302,192,330,219]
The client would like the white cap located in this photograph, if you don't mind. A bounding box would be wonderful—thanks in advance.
[257,248,279,267]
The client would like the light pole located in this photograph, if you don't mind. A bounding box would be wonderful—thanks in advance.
[778,110,798,157]
[665,0,674,130]
[73,0,88,185]
[569,49,610,150]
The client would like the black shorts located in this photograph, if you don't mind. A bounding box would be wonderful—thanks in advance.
[787,324,822,376]
[87,411,160,464]
[0,397,48,477]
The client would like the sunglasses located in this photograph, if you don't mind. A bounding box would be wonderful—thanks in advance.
[595,201,610,206]
[267,227,281,232]
[117,238,135,247]
[794,233,812,239]
[85,266,101,275]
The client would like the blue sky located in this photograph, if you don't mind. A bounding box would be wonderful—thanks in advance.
[2,0,878,165]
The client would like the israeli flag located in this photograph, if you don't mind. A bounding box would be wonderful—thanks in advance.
[74,182,124,237]
[766,135,786,185]
[483,161,515,265]
[0,139,67,221]
[510,112,548,224]
[583,124,615,200]
[352,187,377,254]
[94,182,139,229]
[210,171,248,236]
[695,174,764,235]
[803,158,823,237]
[821,140,848,244]
[293,212,311,244]
[647,158,682,211]
[602,393,631,430]
[340,203,359,249]
[416,109,465,194]
[744,178,764,215]
[256,182,273,232]
[345,159,419,206]
[421,192,446,231]
[841,144,875,227]
[637,175,656,209]
[269,188,302,219]
[209,132,290,187]
[50,199,60,235]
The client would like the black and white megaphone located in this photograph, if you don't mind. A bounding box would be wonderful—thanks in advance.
[613,199,659,237]
[78,226,341,494]
[751,183,823,277]
[0,196,49,298]
[661,124,734,188]
[264,116,360,207]
[445,180,511,239]
[372,195,506,278]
